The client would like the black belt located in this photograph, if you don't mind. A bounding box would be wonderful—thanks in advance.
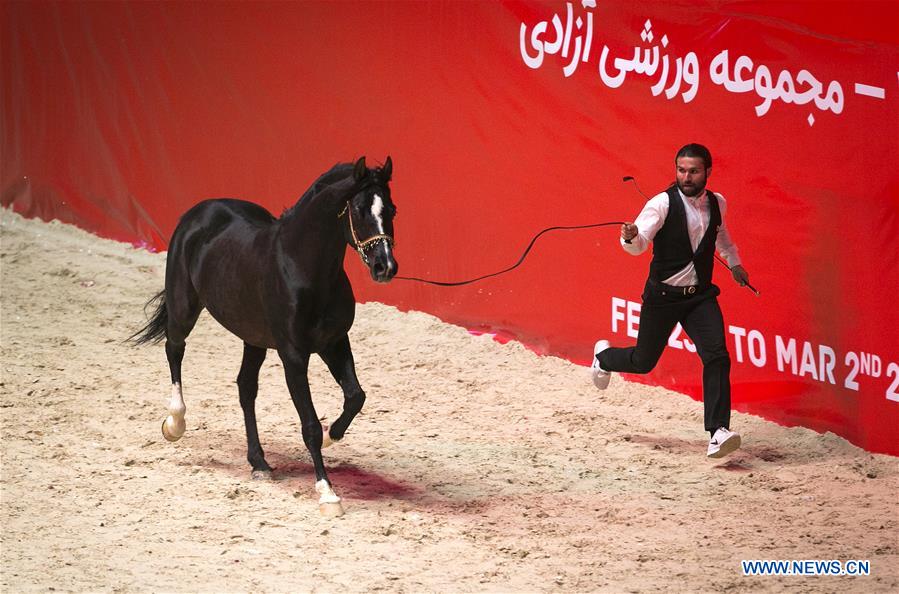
[649,279,706,296]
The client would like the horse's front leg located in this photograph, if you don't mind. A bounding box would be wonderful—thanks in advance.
[318,335,366,447]
[278,345,344,517]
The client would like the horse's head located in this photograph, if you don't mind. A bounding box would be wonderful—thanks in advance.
[340,156,398,283]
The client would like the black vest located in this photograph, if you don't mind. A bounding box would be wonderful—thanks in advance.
[649,185,721,287]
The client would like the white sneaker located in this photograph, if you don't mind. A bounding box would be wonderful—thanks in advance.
[591,340,611,390]
[707,427,741,458]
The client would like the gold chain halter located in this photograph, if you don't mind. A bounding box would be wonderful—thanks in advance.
[337,201,395,265]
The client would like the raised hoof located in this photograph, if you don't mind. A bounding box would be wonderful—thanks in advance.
[321,424,334,448]
[161,417,184,442]
[319,501,345,517]
[251,469,273,481]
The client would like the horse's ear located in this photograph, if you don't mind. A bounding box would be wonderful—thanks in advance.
[353,157,367,182]
[383,156,393,180]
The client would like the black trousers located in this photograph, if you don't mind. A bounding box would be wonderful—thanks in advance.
[598,281,731,432]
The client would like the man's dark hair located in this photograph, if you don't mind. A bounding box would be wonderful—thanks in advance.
[675,143,712,169]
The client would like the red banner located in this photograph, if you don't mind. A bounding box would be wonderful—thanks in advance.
[3,1,897,454]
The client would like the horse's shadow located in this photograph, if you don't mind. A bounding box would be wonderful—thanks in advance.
[271,457,421,502]
[195,442,502,514]
[201,446,422,502]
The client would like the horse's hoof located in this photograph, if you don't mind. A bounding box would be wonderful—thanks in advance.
[319,501,345,517]
[321,424,334,448]
[251,470,273,481]
[161,417,184,442]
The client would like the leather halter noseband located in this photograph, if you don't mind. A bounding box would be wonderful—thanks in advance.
[337,196,395,266]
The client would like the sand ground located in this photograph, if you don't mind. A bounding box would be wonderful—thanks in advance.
[1,208,897,593]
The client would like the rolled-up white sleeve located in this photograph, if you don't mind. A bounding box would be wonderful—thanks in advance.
[714,194,742,267]
[621,192,669,255]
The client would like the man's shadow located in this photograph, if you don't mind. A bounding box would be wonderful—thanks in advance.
[627,433,789,472]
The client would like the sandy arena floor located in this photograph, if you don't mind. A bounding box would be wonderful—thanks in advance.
[1,208,897,593]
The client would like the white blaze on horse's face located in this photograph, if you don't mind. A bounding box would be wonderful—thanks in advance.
[372,194,386,234]
[364,193,397,283]
[372,194,394,261]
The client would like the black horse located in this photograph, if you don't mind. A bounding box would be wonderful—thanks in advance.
[131,156,397,516]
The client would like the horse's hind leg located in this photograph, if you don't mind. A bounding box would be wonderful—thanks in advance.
[161,267,201,442]
[162,339,189,441]
[318,335,366,447]
[236,343,272,478]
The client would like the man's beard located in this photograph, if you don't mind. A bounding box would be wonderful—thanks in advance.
[678,178,706,197]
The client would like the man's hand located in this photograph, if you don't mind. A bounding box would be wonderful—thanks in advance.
[731,265,749,286]
[621,223,638,242]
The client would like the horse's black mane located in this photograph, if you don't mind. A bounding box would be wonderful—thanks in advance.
[281,162,354,219]
[281,161,390,220]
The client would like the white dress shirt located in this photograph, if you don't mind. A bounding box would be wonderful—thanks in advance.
[621,187,741,286]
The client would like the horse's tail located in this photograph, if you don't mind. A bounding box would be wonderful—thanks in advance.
[128,289,168,345]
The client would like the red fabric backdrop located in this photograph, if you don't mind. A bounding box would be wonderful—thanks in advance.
[3,1,897,454]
